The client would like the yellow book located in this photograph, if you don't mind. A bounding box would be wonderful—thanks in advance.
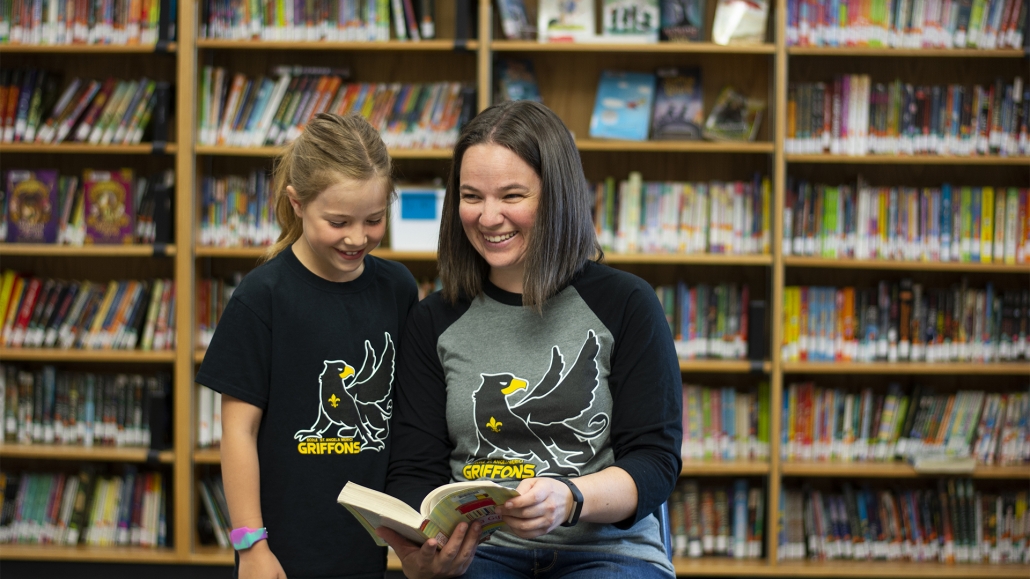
[337,480,518,547]
[980,186,993,263]
[1,276,25,346]
[0,270,19,327]
[85,280,120,350]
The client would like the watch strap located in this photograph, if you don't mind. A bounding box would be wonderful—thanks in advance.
[554,476,584,527]
[230,526,268,550]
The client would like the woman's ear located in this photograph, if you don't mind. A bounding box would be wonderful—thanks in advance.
[286,186,303,217]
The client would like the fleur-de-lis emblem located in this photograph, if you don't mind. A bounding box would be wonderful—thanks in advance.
[328,394,341,408]
[486,417,502,433]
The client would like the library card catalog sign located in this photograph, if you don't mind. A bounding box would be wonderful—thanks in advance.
[390,187,444,251]
[6,169,59,243]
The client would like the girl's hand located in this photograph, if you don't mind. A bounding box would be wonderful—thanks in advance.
[238,542,287,579]
[376,521,481,579]
[495,477,572,539]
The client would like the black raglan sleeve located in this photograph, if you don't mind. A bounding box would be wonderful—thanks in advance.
[386,295,456,511]
[579,268,683,529]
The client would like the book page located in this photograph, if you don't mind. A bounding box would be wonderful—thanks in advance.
[420,483,519,545]
[337,482,425,545]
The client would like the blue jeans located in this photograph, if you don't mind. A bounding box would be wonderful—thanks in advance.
[461,545,674,579]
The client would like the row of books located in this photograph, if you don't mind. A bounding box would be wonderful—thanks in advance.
[786,0,1029,49]
[0,272,178,351]
[0,364,171,448]
[680,383,771,462]
[595,172,772,256]
[782,383,1029,466]
[656,282,753,361]
[200,0,436,41]
[0,468,168,547]
[198,65,475,150]
[198,171,278,248]
[196,385,222,449]
[781,281,1030,363]
[2,168,174,245]
[667,478,765,559]
[196,474,231,547]
[0,70,171,146]
[785,76,1028,157]
[783,181,1030,264]
[0,0,177,45]
[779,481,1029,564]
[196,275,242,349]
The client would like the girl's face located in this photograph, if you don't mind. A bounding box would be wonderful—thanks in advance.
[458,143,541,294]
[289,176,389,283]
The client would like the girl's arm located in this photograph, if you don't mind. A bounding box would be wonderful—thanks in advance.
[221,394,286,579]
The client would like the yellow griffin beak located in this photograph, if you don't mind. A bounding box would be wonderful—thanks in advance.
[500,378,528,396]
[339,365,355,380]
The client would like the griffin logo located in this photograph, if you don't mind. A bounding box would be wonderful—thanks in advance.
[471,330,609,476]
[293,333,395,452]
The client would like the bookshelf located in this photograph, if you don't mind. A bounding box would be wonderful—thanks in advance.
[0,0,1027,576]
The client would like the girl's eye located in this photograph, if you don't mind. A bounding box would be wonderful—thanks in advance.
[367,218,383,226]
[328,221,345,228]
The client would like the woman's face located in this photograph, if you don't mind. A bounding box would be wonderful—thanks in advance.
[458,143,541,294]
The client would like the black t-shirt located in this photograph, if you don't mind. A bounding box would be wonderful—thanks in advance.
[197,247,418,579]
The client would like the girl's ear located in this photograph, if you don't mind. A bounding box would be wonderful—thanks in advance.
[286,186,303,217]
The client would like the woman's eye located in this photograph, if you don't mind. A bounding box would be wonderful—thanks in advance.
[461,193,480,202]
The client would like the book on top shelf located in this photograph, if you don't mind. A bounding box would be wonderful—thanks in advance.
[703,86,764,142]
[83,169,135,245]
[538,0,596,42]
[5,169,59,243]
[588,70,657,141]
[601,0,661,43]
[651,67,704,140]
[710,0,769,45]
[495,0,536,39]
[660,0,706,41]
[337,480,519,546]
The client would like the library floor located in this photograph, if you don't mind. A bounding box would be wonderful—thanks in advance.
[0,561,407,578]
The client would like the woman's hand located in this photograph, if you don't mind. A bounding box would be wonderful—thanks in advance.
[495,477,572,539]
[238,542,287,579]
[376,521,482,579]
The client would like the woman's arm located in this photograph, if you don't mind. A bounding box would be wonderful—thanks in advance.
[220,394,286,579]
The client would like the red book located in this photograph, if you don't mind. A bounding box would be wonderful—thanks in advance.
[8,276,42,347]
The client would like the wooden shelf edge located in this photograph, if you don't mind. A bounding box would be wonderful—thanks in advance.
[0,143,176,154]
[0,43,177,53]
[681,461,770,475]
[576,138,775,153]
[0,544,179,562]
[195,39,476,51]
[605,253,773,265]
[194,145,453,158]
[787,47,1027,58]
[781,362,1030,375]
[193,449,221,464]
[0,243,176,257]
[0,444,174,463]
[491,40,775,54]
[786,154,1030,165]
[784,256,1030,273]
[781,461,1030,479]
[679,360,771,373]
[769,561,1030,578]
[0,348,176,363]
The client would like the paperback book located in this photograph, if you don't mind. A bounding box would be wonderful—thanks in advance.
[703,86,764,142]
[495,0,536,39]
[538,0,595,42]
[651,67,704,140]
[660,0,706,41]
[588,70,657,141]
[5,169,59,243]
[711,0,769,45]
[83,169,135,244]
[494,58,544,104]
[601,0,661,43]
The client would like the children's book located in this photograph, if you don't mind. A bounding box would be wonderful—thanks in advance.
[495,0,536,39]
[710,0,769,45]
[588,70,657,141]
[601,0,661,43]
[651,67,704,140]
[83,169,135,244]
[6,169,59,243]
[538,0,595,42]
[660,0,706,41]
[494,58,543,104]
[337,480,519,546]
[703,86,765,142]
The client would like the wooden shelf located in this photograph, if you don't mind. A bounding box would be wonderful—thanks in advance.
[680,360,771,373]
[193,145,453,158]
[784,256,1030,273]
[0,43,177,53]
[768,561,1030,578]
[671,558,775,576]
[787,47,1027,58]
[193,247,439,260]
[0,348,176,363]
[0,143,176,154]
[193,449,221,464]
[0,444,174,463]
[781,361,1030,375]
[0,544,180,563]
[605,253,773,265]
[196,39,478,51]
[786,154,1030,165]
[681,460,770,476]
[576,139,775,154]
[0,243,176,257]
[492,40,776,54]
[188,546,399,569]
[781,461,1030,479]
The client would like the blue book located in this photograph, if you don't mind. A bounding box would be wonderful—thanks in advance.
[588,70,656,141]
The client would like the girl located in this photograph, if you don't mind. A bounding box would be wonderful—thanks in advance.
[196,113,419,579]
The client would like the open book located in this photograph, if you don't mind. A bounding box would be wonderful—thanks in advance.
[337,481,519,547]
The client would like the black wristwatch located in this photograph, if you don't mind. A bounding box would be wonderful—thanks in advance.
[554,476,584,527]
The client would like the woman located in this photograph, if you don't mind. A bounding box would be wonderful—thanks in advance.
[380,100,682,578]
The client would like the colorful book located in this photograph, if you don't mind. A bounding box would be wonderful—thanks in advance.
[588,70,657,141]
[83,169,135,245]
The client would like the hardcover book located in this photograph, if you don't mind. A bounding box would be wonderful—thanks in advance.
[588,70,657,141]
[5,169,59,243]
[651,67,704,140]
[601,0,660,43]
[83,169,135,245]
[538,0,595,42]
[660,0,706,41]
[337,480,519,546]
[703,86,765,142]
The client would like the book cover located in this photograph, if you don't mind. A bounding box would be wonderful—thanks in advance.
[711,0,769,45]
[660,0,706,41]
[538,0,595,42]
[601,0,660,43]
[651,66,704,140]
[496,0,535,39]
[494,58,543,104]
[5,169,60,243]
[83,169,135,245]
[337,480,519,546]
[703,86,765,142]
[588,70,657,141]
